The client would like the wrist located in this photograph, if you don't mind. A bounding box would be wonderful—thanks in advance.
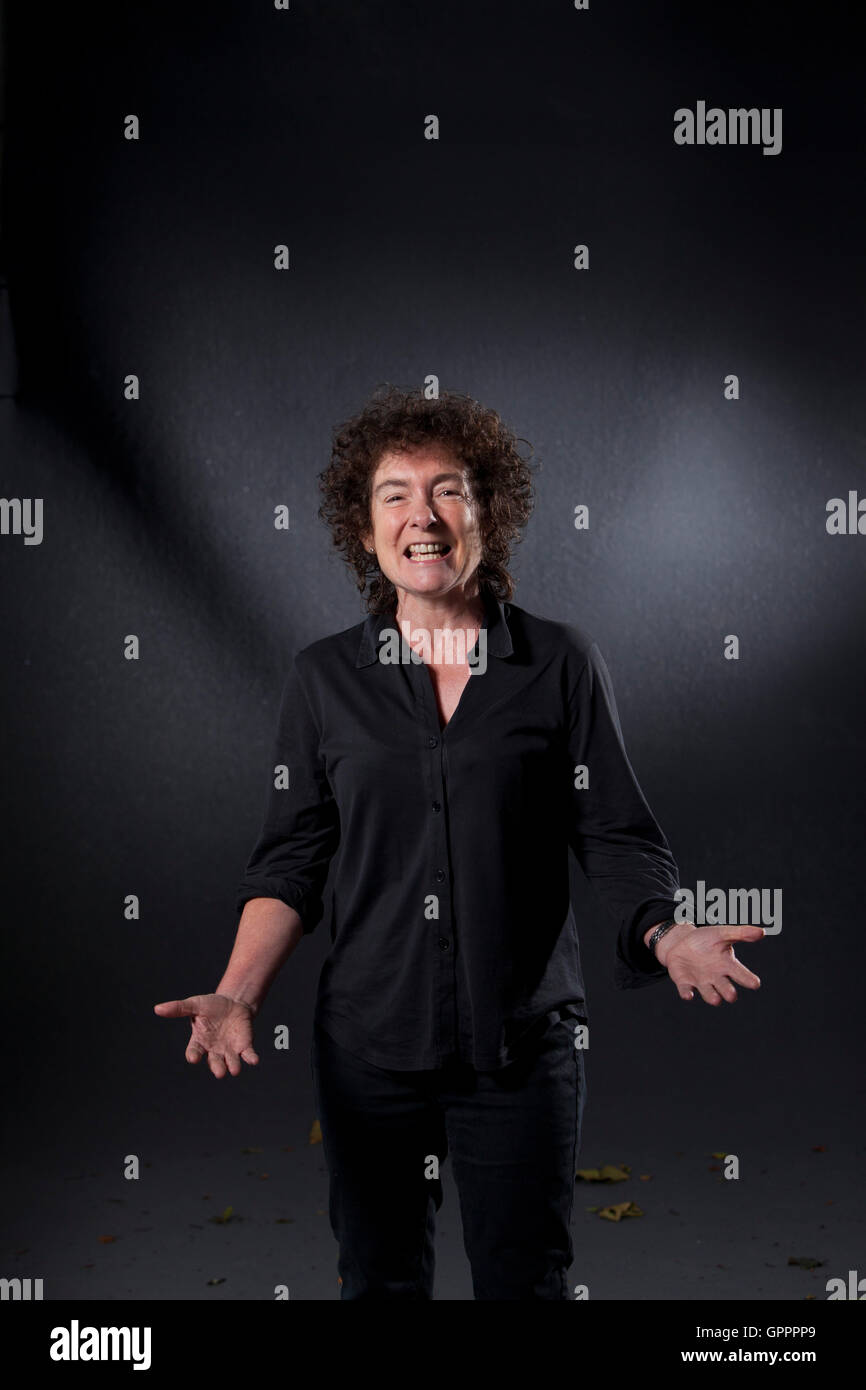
[651,920,695,969]
[216,986,259,1017]
[643,917,677,957]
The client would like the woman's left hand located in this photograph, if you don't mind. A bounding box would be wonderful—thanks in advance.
[654,922,765,1005]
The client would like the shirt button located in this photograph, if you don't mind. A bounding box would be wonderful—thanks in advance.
[432,801,441,812]
[435,869,446,882]
[427,736,438,748]
[438,937,450,951]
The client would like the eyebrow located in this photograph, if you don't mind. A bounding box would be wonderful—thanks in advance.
[373,472,466,496]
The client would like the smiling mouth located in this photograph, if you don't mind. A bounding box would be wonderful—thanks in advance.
[404,543,452,561]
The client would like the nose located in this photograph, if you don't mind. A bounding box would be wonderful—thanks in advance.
[409,497,441,527]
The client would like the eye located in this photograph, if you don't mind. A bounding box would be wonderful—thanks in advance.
[382,488,462,503]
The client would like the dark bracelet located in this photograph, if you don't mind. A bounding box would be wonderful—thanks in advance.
[646,918,678,957]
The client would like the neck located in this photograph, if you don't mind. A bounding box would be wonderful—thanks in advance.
[394,581,486,636]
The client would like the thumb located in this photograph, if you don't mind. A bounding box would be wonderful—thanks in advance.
[153,997,204,1018]
[718,925,766,942]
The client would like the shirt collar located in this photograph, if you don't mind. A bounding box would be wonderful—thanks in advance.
[355,584,514,668]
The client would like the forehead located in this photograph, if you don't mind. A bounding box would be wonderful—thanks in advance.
[371,443,466,480]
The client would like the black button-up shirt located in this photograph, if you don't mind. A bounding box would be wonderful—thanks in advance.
[236,584,681,1070]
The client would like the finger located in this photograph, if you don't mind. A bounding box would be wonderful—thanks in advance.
[725,959,762,989]
[154,997,203,1018]
[185,1041,206,1064]
[223,1048,242,1077]
[696,980,724,1006]
[712,977,738,1003]
[208,1052,227,1079]
[670,972,696,1002]
[240,1048,260,1065]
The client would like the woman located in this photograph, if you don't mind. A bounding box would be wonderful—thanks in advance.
[155,385,763,1300]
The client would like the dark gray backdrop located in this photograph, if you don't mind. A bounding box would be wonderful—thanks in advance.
[1,0,863,1300]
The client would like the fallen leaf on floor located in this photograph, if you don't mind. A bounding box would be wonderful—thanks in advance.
[787,1256,824,1269]
[210,1206,234,1225]
[98,1235,116,1244]
[639,1174,652,1181]
[575,1163,630,1183]
[585,1206,599,1212]
[206,1277,226,1285]
[598,1201,643,1222]
[710,1151,727,1159]
[309,1120,322,1145]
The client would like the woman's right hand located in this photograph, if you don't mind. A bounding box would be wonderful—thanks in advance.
[153,993,260,1078]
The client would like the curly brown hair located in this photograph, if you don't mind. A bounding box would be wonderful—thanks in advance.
[318,384,538,614]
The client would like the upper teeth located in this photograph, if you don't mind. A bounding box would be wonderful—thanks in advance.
[408,543,448,554]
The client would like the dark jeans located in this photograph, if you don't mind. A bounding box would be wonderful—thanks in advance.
[310,1014,587,1300]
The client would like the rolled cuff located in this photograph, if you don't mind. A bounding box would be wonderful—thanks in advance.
[613,898,680,990]
[235,879,324,934]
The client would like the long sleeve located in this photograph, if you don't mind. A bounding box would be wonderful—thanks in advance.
[566,641,680,989]
[236,655,341,933]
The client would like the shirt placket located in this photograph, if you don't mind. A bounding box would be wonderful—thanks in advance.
[404,648,459,1062]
